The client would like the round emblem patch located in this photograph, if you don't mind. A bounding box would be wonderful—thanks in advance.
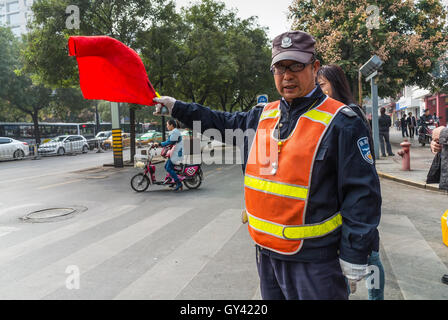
[281,37,292,48]
[357,137,374,164]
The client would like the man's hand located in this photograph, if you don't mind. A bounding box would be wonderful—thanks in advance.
[431,126,446,154]
[339,258,368,281]
[153,96,176,116]
[339,259,369,295]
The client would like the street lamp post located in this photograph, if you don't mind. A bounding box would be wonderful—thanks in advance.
[360,55,384,160]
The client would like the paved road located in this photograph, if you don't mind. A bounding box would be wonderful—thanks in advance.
[0,149,447,299]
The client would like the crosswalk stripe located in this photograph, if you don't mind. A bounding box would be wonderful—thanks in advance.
[115,209,243,300]
[380,214,448,300]
[0,204,138,265]
[0,226,19,238]
[0,203,41,217]
[0,206,191,299]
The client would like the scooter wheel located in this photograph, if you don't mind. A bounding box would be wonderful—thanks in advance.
[131,173,150,192]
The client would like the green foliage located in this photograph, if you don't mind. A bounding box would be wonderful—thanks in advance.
[290,0,448,98]
[4,0,276,125]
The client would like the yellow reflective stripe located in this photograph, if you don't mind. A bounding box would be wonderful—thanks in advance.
[248,213,342,240]
[248,215,284,238]
[304,109,333,125]
[244,175,308,200]
[260,109,279,121]
[283,213,342,240]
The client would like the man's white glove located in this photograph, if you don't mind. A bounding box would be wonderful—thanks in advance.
[339,259,369,295]
[153,96,176,116]
[339,258,369,281]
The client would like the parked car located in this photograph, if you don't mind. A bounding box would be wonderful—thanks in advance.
[102,132,131,149]
[87,131,112,150]
[136,131,163,147]
[38,135,89,155]
[0,137,30,160]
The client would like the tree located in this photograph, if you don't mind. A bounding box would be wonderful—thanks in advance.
[22,0,164,160]
[0,27,26,122]
[0,27,52,142]
[164,0,277,112]
[289,0,448,98]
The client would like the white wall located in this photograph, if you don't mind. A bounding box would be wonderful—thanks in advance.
[0,0,33,37]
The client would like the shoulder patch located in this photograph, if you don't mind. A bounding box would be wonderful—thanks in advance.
[340,107,357,118]
[357,137,374,164]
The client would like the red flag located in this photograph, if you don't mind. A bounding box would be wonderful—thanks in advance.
[68,36,158,106]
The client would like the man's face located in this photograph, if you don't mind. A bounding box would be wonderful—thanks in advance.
[273,59,320,104]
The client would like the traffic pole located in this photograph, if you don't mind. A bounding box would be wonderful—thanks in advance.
[111,102,123,168]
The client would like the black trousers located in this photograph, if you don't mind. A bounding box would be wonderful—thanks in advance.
[256,247,348,300]
[379,131,393,156]
[409,126,415,138]
[402,126,409,137]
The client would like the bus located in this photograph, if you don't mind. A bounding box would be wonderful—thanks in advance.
[0,122,144,144]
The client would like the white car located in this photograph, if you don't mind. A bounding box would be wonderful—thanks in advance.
[38,135,89,156]
[0,137,30,161]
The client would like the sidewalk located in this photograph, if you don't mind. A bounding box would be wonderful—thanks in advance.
[375,130,447,194]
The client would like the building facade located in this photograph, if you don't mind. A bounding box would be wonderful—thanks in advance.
[0,0,33,37]
[425,93,448,126]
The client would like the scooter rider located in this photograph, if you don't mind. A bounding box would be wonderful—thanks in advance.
[154,119,184,191]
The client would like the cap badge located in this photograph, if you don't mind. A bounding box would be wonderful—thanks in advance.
[281,37,292,48]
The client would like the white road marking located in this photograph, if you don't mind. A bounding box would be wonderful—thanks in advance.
[0,206,191,299]
[380,214,448,300]
[0,204,138,265]
[0,172,71,184]
[0,226,19,238]
[0,203,41,217]
[115,209,243,300]
[37,179,83,190]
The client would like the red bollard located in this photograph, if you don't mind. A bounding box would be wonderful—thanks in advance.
[397,139,411,171]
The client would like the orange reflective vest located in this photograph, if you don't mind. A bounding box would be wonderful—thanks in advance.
[244,97,346,255]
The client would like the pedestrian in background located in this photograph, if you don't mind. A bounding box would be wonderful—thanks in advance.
[317,64,386,299]
[401,114,409,137]
[407,112,416,139]
[434,113,439,126]
[152,30,381,300]
[378,107,394,158]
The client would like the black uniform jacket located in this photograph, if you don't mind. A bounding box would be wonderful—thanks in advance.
[172,86,381,264]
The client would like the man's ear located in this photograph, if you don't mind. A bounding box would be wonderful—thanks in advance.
[312,59,320,76]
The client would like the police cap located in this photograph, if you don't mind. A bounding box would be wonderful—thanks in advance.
[271,31,316,67]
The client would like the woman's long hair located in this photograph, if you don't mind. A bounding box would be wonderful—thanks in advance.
[317,64,356,106]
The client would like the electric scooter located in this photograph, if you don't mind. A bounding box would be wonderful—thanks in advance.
[131,143,203,192]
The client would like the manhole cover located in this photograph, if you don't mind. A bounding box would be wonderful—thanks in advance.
[21,206,87,223]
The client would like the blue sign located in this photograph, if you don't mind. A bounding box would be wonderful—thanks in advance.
[395,102,407,111]
[257,94,268,104]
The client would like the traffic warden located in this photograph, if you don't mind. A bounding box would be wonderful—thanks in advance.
[153,31,382,300]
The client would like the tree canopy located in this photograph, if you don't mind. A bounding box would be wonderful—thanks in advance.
[16,0,276,126]
[289,0,448,98]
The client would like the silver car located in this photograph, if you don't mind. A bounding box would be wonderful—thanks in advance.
[0,137,30,161]
[38,135,89,156]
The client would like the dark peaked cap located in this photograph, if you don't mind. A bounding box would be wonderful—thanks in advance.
[271,31,316,66]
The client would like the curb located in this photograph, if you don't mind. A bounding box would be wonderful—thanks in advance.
[377,171,448,194]
[103,158,165,167]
